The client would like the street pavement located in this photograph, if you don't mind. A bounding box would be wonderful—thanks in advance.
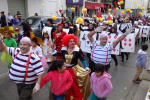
[0,41,150,100]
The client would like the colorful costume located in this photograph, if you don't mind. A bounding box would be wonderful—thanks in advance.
[53,46,91,100]
[0,26,18,68]
[53,31,66,60]
[41,38,54,62]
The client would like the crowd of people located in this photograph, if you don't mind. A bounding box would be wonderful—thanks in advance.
[0,12,149,100]
[0,11,22,27]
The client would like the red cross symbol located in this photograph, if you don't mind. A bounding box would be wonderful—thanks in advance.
[129,39,132,42]
[47,51,49,53]
[47,43,49,45]
[108,41,111,43]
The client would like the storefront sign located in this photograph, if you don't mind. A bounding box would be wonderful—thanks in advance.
[66,0,83,5]
[85,3,100,9]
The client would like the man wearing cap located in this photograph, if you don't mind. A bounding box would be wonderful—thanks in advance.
[0,35,44,100]
[88,26,134,72]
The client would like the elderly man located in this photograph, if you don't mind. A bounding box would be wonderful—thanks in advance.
[0,35,44,100]
[88,26,134,72]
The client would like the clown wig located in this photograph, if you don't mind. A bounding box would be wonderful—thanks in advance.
[62,34,78,47]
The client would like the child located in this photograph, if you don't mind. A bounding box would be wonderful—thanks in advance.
[30,37,48,69]
[1,30,17,68]
[35,59,73,100]
[42,31,54,63]
[14,28,22,46]
[90,64,113,100]
[133,44,148,84]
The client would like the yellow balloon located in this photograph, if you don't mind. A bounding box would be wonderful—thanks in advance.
[52,16,57,20]
[138,5,140,7]
[71,7,75,11]
[42,4,45,6]
[116,7,119,10]
[82,8,87,12]
[121,11,124,13]
[141,7,145,10]
[133,1,137,4]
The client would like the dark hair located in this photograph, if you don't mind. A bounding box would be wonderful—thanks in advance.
[31,38,38,44]
[64,22,69,28]
[21,22,30,32]
[88,23,94,30]
[141,44,148,51]
[35,13,38,16]
[47,59,65,73]
[47,18,53,24]
[93,64,105,74]
[42,33,49,42]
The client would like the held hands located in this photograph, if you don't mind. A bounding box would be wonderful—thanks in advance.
[0,33,3,42]
[33,83,40,94]
[124,27,135,35]
[94,26,104,33]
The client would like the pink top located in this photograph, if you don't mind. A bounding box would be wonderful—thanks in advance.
[90,72,113,98]
[40,70,73,96]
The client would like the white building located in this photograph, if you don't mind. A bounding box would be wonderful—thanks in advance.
[0,0,66,19]
[125,0,149,15]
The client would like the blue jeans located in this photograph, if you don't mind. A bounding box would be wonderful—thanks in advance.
[52,93,65,100]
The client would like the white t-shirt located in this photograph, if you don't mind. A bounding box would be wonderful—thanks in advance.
[30,46,43,58]
[7,15,13,22]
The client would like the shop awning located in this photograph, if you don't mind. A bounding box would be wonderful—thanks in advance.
[85,3,111,9]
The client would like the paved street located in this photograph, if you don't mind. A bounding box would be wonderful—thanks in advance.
[0,42,150,100]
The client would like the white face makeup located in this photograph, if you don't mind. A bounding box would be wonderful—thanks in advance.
[100,37,108,46]
[19,41,30,54]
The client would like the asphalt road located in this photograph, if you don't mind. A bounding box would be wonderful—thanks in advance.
[0,42,150,100]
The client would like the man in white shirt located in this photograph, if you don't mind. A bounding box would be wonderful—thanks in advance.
[7,13,13,26]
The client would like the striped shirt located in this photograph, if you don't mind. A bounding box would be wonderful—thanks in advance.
[7,47,44,84]
[91,40,114,65]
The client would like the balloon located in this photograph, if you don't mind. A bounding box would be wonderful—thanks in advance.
[133,1,137,4]
[121,11,124,13]
[82,8,87,12]
[76,17,83,24]
[71,7,75,11]
[141,7,145,10]
[52,16,57,20]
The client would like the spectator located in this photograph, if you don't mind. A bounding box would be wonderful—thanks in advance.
[13,15,20,25]
[14,28,22,46]
[0,11,7,27]
[21,22,31,38]
[7,13,13,26]
[34,13,38,16]
[17,11,21,21]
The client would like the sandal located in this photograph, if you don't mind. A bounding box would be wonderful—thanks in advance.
[132,80,140,84]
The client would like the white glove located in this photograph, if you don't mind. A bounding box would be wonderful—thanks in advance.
[33,83,40,93]
[0,33,3,42]
[124,27,135,35]
[94,26,104,33]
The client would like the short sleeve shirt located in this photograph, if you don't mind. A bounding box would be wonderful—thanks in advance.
[91,40,114,65]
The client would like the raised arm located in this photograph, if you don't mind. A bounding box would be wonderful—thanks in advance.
[0,34,7,53]
[113,27,134,48]
[87,26,104,43]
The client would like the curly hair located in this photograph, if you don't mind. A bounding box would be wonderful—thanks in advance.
[62,34,78,47]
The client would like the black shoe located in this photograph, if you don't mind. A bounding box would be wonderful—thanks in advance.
[115,62,118,66]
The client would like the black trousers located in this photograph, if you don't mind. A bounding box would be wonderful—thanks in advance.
[17,83,35,100]
[111,54,118,65]
[87,53,91,64]
[141,37,146,43]
[136,39,140,44]
[8,22,12,26]
[89,60,110,74]
[121,52,128,62]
